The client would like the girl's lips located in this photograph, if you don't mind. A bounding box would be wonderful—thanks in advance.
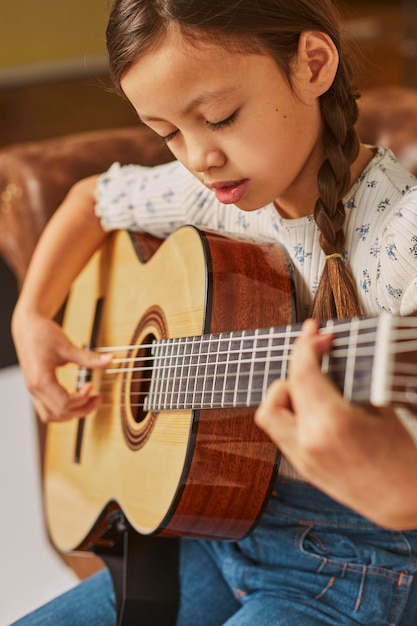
[209,179,250,205]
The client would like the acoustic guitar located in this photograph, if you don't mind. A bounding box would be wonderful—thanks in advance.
[44,226,417,555]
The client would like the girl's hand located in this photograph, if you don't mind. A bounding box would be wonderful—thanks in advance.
[255,319,417,529]
[14,312,112,423]
[9,176,110,423]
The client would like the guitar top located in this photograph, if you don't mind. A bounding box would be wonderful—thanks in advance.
[44,226,294,552]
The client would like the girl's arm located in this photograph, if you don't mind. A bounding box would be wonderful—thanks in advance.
[255,319,417,530]
[12,175,112,423]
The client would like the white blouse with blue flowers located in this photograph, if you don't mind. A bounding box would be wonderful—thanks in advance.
[95,147,417,474]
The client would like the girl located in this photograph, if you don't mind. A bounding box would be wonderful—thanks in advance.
[11,0,417,624]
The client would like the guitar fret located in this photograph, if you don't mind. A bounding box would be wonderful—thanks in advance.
[169,338,181,410]
[240,332,256,406]
[262,327,275,400]
[247,326,290,405]
[245,330,257,407]
[178,336,192,409]
[163,340,171,406]
[220,332,232,408]
[212,332,228,406]
[325,318,376,403]
[200,336,214,407]
[147,339,161,410]
[231,332,245,407]
[162,339,171,410]
[192,334,205,408]
[321,320,334,375]
[249,329,271,406]
[344,318,359,401]
[208,335,220,408]
[155,340,166,406]
[200,337,211,407]
[350,322,376,403]
[327,325,349,395]
[213,334,226,407]
[280,325,293,380]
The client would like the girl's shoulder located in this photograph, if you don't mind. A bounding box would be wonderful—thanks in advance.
[367,151,417,316]
[345,147,417,226]
[351,146,417,200]
[345,148,417,316]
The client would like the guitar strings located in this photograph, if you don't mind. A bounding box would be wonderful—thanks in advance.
[93,315,363,353]
[88,367,417,410]
[93,322,417,364]
[89,329,417,383]
[70,318,417,408]
[91,332,380,382]
[92,367,417,408]
[97,328,417,378]
[93,368,417,410]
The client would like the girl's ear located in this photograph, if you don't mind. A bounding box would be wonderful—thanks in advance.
[294,30,339,99]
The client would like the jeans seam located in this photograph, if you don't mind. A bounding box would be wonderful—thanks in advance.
[390,532,417,574]
[387,572,414,626]
[279,510,388,531]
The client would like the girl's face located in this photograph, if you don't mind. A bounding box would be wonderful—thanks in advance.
[121,28,326,218]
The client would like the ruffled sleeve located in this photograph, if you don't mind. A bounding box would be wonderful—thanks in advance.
[377,186,417,315]
[94,160,213,238]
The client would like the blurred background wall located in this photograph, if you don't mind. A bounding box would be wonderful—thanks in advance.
[1,0,108,69]
[0,0,137,149]
[1,0,416,156]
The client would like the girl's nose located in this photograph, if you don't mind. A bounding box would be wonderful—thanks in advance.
[186,139,226,173]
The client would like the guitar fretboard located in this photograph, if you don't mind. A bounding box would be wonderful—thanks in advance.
[143,316,393,412]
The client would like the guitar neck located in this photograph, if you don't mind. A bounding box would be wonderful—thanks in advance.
[144,313,417,413]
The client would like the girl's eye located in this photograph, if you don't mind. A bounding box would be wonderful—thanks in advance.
[161,129,180,144]
[207,111,238,131]
[160,110,238,144]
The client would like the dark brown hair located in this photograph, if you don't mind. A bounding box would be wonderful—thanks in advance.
[106,0,362,322]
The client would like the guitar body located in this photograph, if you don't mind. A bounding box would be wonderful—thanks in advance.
[44,226,294,553]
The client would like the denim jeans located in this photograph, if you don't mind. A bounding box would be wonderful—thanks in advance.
[12,478,417,625]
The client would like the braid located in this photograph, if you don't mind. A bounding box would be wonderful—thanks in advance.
[310,61,362,322]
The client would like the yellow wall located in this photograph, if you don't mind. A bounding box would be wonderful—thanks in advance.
[0,0,111,68]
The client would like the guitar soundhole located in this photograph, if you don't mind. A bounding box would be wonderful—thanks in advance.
[130,333,154,424]
[121,306,168,450]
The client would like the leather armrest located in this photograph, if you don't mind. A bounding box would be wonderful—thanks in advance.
[0,125,173,285]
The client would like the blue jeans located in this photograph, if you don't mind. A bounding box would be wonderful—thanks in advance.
[12,479,417,625]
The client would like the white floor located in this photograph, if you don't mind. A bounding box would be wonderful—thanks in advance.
[0,366,78,625]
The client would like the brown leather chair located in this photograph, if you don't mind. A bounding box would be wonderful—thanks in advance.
[0,125,173,287]
[1,85,417,581]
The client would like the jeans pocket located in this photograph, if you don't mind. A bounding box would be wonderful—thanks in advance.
[294,523,417,625]
[297,523,366,568]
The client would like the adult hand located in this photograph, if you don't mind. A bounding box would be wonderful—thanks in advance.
[255,319,417,529]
